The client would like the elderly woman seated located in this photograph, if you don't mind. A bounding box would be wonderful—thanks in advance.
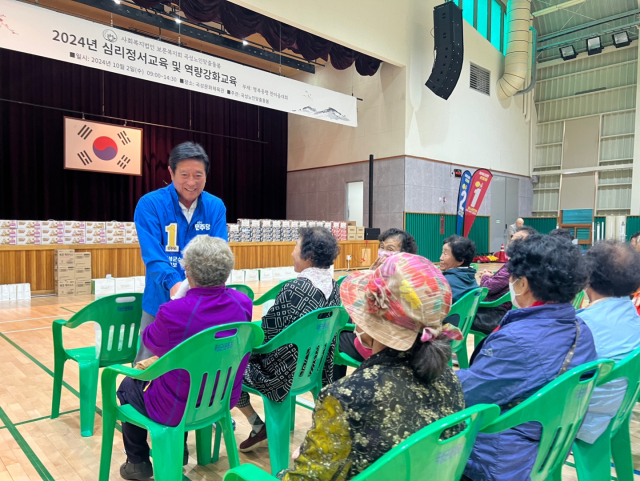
[472,226,536,334]
[237,227,341,452]
[439,235,477,303]
[334,228,419,380]
[278,253,465,479]
[458,235,597,481]
[116,236,252,481]
[575,240,640,444]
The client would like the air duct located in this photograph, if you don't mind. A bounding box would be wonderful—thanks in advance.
[497,0,533,101]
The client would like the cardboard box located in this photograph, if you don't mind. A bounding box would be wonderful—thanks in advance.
[75,266,92,281]
[8,284,17,301]
[356,233,365,241]
[76,280,92,295]
[346,221,357,227]
[74,252,92,267]
[115,277,136,294]
[259,268,273,281]
[230,270,245,283]
[356,227,365,234]
[106,222,126,230]
[85,222,105,229]
[39,221,58,229]
[17,235,41,245]
[16,283,31,300]
[92,278,116,298]
[64,229,86,237]
[124,236,139,244]
[348,234,357,241]
[0,220,16,229]
[133,276,146,291]
[106,236,125,244]
[55,265,76,281]
[0,229,16,236]
[55,280,75,297]
[63,221,85,229]
[347,226,357,235]
[17,221,39,229]
[0,285,10,302]
[0,236,16,246]
[85,235,106,244]
[40,228,64,236]
[64,236,85,245]
[85,228,106,236]
[245,269,259,282]
[55,250,75,265]
[41,236,63,245]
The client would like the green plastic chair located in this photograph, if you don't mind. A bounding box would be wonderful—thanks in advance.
[470,262,479,271]
[51,293,143,437]
[242,306,348,474]
[572,291,585,309]
[449,288,488,370]
[573,346,640,481]
[227,284,255,301]
[99,322,264,481]
[222,403,501,481]
[470,291,512,348]
[336,275,347,287]
[254,280,290,306]
[481,359,615,481]
[334,323,362,369]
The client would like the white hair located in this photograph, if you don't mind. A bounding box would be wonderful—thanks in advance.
[179,236,234,287]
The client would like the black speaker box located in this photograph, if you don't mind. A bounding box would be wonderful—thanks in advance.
[425,2,464,100]
[365,228,381,241]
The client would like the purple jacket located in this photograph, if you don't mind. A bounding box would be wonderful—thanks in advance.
[142,286,253,426]
[479,263,511,307]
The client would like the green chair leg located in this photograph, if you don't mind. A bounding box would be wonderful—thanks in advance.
[611,417,634,481]
[195,425,213,466]
[148,427,185,481]
[573,425,613,481]
[98,404,118,481]
[219,413,241,469]
[77,359,100,437]
[290,397,296,432]
[457,342,470,370]
[262,396,293,474]
[51,357,66,419]
[212,421,223,463]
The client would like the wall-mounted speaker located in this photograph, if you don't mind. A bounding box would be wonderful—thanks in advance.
[425,2,464,100]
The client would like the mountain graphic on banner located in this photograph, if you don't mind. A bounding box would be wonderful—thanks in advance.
[294,106,350,122]
[64,117,142,176]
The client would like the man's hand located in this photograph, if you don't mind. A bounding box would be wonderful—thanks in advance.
[170,281,182,298]
[480,270,494,279]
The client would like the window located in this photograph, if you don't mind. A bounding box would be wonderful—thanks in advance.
[458,0,506,54]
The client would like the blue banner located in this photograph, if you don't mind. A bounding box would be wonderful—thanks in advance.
[456,170,472,236]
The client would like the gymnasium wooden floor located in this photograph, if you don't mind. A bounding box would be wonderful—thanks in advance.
[0,272,639,480]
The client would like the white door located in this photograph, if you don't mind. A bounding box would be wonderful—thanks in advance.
[346,181,364,226]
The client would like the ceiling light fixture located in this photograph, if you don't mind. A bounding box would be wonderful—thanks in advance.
[559,45,577,61]
[612,31,631,48]
[586,36,602,55]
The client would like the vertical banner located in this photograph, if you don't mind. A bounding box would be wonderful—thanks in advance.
[456,170,472,236]
[463,169,493,238]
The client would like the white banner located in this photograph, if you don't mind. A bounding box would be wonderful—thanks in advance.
[0,0,357,126]
[64,117,143,175]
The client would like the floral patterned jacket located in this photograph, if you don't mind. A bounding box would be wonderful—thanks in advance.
[279,348,466,480]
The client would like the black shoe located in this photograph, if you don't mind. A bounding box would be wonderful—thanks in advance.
[120,460,153,480]
[184,444,189,466]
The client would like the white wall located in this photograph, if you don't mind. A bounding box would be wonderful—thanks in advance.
[288,62,406,171]
[405,1,532,176]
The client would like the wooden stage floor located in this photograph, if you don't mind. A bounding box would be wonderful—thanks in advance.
[0,274,638,480]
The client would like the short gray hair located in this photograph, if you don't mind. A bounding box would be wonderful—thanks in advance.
[180,236,234,287]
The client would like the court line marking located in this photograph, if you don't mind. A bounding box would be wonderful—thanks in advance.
[0,408,82,430]
[2,326,52,334]
[0,401,56,480]
[0,314,72,324]
[61,307,78,314]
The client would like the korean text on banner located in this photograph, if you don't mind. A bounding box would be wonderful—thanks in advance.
[456,170,472,236]
[0,0,357,126]
[463,169,493,238]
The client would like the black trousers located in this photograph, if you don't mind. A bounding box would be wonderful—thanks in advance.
[116,377,187,464]
[333,331,366,381]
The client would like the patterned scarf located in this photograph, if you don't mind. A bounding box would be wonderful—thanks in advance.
[297,267,335,300]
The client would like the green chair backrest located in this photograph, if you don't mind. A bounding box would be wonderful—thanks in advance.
[449,288,488,353]
[470,263,479,271]
[256,306,347,397]
[600,345,640,436]
[352,404,500,481]
[65,293,143,366]
[336,275,347,287]
[478,291,511,309]
[130,322,264,431]
[253,280,290,306]
[482,359,614,480]
[227,284,255,301]
[572,291,585,310]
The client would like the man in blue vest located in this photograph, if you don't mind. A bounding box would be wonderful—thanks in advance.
[134,142,227,362]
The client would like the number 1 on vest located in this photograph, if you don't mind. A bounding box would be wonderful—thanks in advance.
[165,223,179,252]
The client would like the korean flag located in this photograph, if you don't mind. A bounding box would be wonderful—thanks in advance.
[64,117,143,176]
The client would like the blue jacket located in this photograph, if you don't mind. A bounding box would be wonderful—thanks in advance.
[134,184,228,316]
[443,267,477,303]
[457,303,597,480]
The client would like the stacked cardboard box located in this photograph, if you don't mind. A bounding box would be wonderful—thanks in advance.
[0,220,17,245]
[356,226,365,241]
[85,222,106,245]
[75,252,92,295]
[227,224,241,242]
[106,222,126,244]
[54,250,76,296]
[92,278,115,299]
[125,222,138,244]
[0,283,31,302]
